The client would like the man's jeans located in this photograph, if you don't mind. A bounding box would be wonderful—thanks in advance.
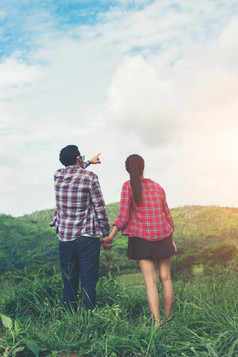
[59,236,100,312]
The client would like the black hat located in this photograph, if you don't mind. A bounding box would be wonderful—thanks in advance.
[59,145,80,166]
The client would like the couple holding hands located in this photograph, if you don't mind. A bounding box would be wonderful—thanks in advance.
[50,145,176,327]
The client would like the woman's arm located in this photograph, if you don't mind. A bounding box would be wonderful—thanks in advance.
[101,225,119,244]
[101,182,130,248]
[113,182,131,230]
[100,225,119,250]
[162,189,174,230]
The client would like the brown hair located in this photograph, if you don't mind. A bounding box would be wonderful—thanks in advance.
[125,154,144,205]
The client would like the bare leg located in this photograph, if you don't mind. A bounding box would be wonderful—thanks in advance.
[139,259,160,325]
[156,257,174,317]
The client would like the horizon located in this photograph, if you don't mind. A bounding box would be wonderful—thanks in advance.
[2,202,238,219]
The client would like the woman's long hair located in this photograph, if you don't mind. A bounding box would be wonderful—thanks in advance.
[125,154,144,205]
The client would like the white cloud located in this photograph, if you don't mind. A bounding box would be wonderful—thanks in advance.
[0,1,238,215]
[0,58,37,99]
[105,15,238,208]
[219,16,238,68]
[106,55,182,145]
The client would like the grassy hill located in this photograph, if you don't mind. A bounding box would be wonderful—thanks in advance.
[172,205,238,250]
[0,204,238,279]
[0,205,238,356]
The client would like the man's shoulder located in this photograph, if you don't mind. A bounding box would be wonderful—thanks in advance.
[54,166,97,179]
[54,168,65,177]
[82,169,98,180]
[54,166,98,183]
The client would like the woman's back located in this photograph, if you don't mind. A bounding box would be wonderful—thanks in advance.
[114,178,174,241]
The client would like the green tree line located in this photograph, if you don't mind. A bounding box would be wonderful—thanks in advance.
[0,205,238,281]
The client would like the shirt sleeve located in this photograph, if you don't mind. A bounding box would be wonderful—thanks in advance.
[162,190,174,230]
[49,210,58,230]
[90,175,110,237]
[113,182,131,230]
[84,160,91,169]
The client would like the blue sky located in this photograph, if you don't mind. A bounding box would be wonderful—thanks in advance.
[2,0,236,60]
[0,0,238,215]
[1,1,151,58]
[1,1,113,59]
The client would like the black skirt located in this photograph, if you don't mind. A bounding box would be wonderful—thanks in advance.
[127,234,176,260]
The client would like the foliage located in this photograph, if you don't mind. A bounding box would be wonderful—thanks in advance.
[172,205,238,250]
[0,210,58,275]
[0,314,39,357]
[171,241,237,279]
[100,249,139,278]
[1,205,238,282]
[0,276,63,320]
[0,271,237,356]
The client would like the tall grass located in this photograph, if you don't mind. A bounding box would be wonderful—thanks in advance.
[0,269,238,356]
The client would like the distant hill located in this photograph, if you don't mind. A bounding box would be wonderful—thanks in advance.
[0,205,238,276]
[172,205,238,250]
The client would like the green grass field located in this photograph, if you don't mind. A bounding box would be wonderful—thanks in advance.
[1,269,238,356]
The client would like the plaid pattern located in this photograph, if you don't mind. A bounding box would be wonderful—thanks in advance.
[114,178,174,241]
[50,164,110,241]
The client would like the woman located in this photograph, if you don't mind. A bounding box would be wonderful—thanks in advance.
[101,154,177,326]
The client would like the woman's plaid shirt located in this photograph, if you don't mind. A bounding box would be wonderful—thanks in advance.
[114,178,174,241]
[50,165,110,241]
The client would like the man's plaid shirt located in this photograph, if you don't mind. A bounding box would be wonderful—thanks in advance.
[50,163,110,241]
[114,178,174,241]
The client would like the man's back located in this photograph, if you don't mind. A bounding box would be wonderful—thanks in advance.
[51,165,109,241]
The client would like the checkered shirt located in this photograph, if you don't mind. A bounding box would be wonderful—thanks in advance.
[113,178,174,241]
[50,163,110,241]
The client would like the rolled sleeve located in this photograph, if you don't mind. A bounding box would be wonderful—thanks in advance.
[84,160,91,169]
[49,210,58,230]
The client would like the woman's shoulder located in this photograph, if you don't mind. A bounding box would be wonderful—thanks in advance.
[143,178,164,191]
[122,180,131,189]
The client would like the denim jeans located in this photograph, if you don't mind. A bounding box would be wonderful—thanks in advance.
[59,236,100,312]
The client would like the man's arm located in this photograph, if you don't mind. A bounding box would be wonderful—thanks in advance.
[89,153,101,164]
[90,175,110,237]
[49,210,57,230]
[84,153,101,169]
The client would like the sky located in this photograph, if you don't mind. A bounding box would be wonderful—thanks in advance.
[0,0,238,216]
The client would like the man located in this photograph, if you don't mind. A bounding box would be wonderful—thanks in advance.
[50,145,110,311]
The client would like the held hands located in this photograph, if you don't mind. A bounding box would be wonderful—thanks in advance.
[101,236,114,250]
[101,227,118,250]
[89,153,101,164]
